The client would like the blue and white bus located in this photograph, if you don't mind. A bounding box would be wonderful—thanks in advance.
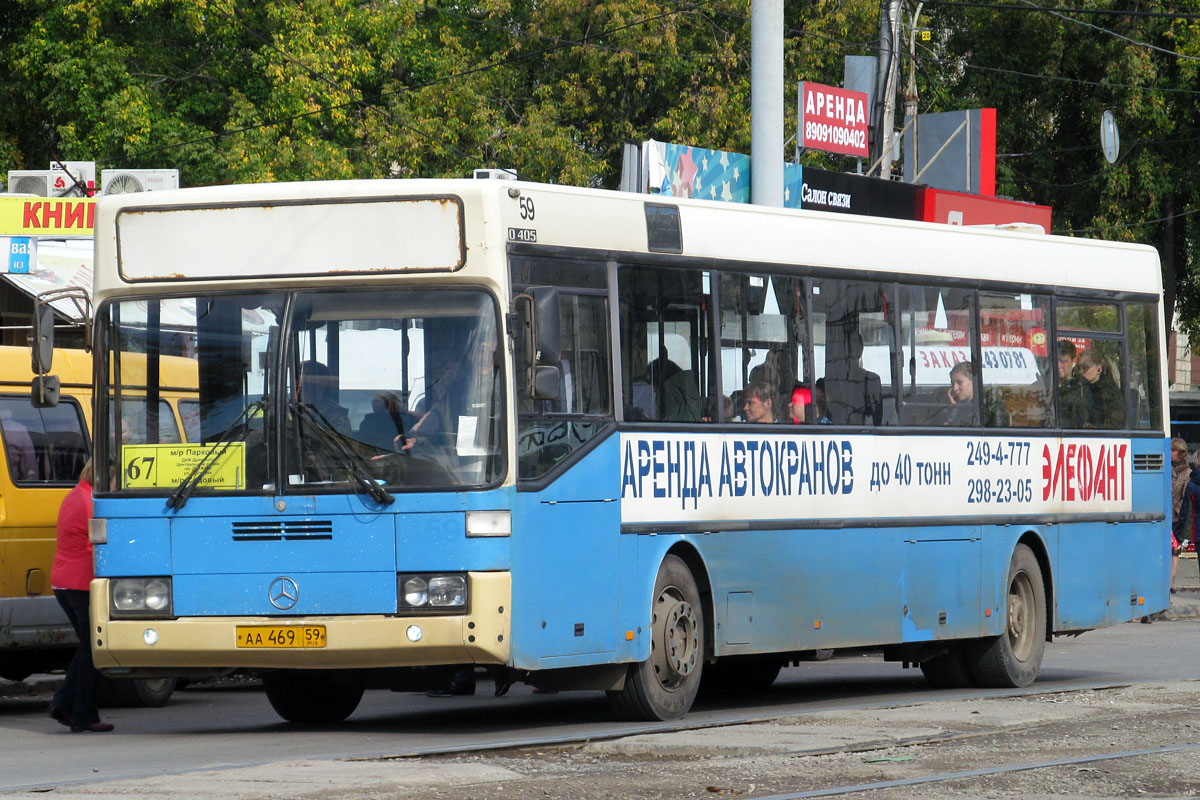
[53,177,1167,723]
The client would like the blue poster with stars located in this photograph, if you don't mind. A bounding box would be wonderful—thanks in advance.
[652,140,806,209]
[655,142,750,203]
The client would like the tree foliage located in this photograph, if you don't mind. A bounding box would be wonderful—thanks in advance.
[3,1,1200,331]
[921,2,1200,336]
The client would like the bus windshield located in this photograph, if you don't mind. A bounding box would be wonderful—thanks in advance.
[99,288,504,496]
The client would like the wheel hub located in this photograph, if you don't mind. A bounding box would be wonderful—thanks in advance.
[664,599,698,677]
[1007,572,1035,661]
[651,588,700,690]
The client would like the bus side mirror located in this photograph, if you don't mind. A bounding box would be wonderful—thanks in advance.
[514,287,561,400]
[31,304,55,375]
[32,375,60,408]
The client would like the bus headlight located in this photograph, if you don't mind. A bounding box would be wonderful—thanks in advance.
[402,577,428,607]
[111,577,173,618]
[428,576,466,607]
[398,573,467,613]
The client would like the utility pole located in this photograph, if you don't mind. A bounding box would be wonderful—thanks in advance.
[750,0,783,207]
[903,3,924,180]
[871,0,902,178]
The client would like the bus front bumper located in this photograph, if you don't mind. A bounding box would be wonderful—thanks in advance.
[89,572,511,670]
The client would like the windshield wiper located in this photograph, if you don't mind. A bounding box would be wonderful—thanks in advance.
[292,401,394,506]
[167,400,263,511]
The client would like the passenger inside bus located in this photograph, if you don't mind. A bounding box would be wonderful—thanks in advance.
[357,391,409,451]
[788,385,811,424]
[1077,349,1125,429]
[0,408,38,481]
[824,330,882,426]
[944,361,979,426]
[1057,340,1086,428]
[944,361,1009,427]
[813,378,832,424]
[742,382,778,424]
[298,360,351,434]
[403,375,453,452]
[647,358,702,422]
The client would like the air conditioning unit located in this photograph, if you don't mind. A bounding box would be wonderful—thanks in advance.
[101,169,180,195]
[49,161,95,196]
[6,170,55,196]
[473,168,517,181]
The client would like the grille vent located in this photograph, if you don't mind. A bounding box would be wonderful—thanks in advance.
[231,520,333,542]
[1133,453,1164,472]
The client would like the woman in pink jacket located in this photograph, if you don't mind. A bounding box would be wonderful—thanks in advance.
[47,460,113,732]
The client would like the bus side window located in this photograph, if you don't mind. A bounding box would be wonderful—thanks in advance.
[720,272,805,423]
[0,397,88,484]
[813,279,892,426]
[517,292,612,480]
[978,292,1052,428]
[619,265,713,423]
[0,399,41,482]
[1055,299,1126,429]
[897,285,975,427]
[41,402,90,482]
[1126,302,1161,430]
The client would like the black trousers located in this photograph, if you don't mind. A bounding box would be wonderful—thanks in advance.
[51,589,100,726]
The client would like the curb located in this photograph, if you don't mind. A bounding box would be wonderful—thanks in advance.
[1165,594,1200,621]
[0,675,62,699]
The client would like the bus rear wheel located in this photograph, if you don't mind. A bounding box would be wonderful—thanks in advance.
[967,543,1046,688]
[262,669,364,723]
[608,555,704,721]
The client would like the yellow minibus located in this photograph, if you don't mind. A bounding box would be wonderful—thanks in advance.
[0,346,196,705]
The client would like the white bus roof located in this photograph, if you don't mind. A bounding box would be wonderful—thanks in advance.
[91,178,1161,300]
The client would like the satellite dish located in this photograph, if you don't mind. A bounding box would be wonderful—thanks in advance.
[1101,110,1120,164]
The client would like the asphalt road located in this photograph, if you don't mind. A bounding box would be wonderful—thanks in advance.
[2,619,1198,792]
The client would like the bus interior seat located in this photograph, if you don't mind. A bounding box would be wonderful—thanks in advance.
[881,397,900,426]
[357,411,412,451]
[899,392,952,426]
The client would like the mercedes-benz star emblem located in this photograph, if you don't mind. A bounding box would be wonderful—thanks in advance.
[268,576,299,611]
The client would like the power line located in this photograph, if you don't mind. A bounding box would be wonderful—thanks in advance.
[921,1,1200,20]
[999,127,1200,160]
[1057,206,1200,236]
[1014,0,1200,63]
[956,61,1200,96]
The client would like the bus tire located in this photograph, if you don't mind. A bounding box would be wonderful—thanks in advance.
[262,670,364,723]
[967,544,1046,688]
[129,677,177,707]
[608,555,704,721]
[919,645,976,689]
[97,677,177,707]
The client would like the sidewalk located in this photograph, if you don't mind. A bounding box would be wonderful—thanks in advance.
[1166,551,1200,620]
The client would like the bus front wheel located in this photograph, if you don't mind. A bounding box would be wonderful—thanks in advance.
[608,555,704,721]
[262,670,364,723]
[98,676,178,707]
[967,543,1046,688]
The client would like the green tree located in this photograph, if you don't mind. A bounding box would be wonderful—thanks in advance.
[922,2,1200,333]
